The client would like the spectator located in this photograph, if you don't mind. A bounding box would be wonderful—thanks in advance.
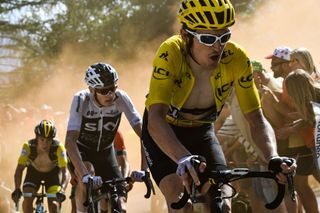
[285,69,320,213]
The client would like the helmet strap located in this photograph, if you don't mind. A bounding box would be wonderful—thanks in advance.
[188,49,201,66]
[93,92,104,107]
[182,26,201,66]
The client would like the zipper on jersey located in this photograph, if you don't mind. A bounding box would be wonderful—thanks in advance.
[97,108,103,152]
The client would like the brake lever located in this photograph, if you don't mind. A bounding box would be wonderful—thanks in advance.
[143,171,155,198]
[287,174,296,201]
[283,158,296,201]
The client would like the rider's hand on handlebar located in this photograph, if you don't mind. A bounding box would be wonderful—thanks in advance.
[82,174,103,188]
[268,156,296,184]
[176,155,206,194]
[11,188,22,202]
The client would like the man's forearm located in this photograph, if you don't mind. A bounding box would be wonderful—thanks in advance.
[14,166,24,190]
[60,168,69,191]
[245,109,278,160]
[65,133,88,178]
[148,118,190,162]
[252,119,278,160]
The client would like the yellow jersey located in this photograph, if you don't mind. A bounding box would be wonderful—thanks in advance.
[145,35,261,126]
[18,139,68,169]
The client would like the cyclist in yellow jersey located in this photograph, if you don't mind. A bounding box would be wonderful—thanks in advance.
[11,120,69,213]
[141,0,297,212]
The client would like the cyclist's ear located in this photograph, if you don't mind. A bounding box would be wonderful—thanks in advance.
[180,28,190,42]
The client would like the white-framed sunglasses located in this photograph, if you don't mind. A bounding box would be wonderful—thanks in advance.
[185,29,231,46]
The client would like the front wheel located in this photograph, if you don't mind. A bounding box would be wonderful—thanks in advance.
[35,204,46,213]
[110,195,122,213]
[208,187,224,213]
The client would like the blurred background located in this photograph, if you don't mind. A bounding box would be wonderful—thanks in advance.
[0,0,319,212]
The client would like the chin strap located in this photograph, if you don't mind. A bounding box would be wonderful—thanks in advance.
[186,43,201,66]
[93,92,104,107]
[189,52,201,66]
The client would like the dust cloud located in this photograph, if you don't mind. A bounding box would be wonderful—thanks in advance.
[1,0,319,212]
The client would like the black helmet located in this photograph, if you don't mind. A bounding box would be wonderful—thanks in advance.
[85,63,119,88]
[34,120,57,139]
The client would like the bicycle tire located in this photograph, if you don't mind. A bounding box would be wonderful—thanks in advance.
[110,194,122,213]
[86,201,99,213]
[35,204,46,213]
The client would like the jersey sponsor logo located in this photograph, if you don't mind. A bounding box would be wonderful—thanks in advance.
[61,151,66,158]
[83,117,121,132]
[214,71,221,80]
[220,49,234,64]
[174,79,182,88]
[21,148,27,156]
[84,123,98,131]
[152,66,169,80]
[159,51,169,61]
[103,120,120,131]
[168,105,179,119]
[246,59,251,68]
[238,74,253,88]
[86,110,98,116]
[215,82,234,101]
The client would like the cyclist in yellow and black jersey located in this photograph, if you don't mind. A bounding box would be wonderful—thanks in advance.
[11,120,69,213]
[141,0,297,212]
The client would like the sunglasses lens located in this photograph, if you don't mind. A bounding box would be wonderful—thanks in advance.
[199,32,231,46]
[220,33,231,44]
[96,86,116,95]
[200,35,217,45]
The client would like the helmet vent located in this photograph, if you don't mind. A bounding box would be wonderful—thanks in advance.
[226,8,231,22]
[217,0,223,6]
[190,1,196,7]
[196,12,205,23]
[197,25,207,29]
[208,0,215,7]
[181,2,187,10]
[204,11,215,25]
[199,0,207,6]
[188,14,197,23]
[215,11,224,24]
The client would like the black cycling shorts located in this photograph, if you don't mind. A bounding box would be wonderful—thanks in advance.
[75,144,122,181]
[23,166,60,192]
[141,109,227,185]
[287,146,315,176]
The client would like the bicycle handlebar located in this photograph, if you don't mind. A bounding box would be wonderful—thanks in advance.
[171,168,286,210]
[84,173,155,208]
[23,192,57,198]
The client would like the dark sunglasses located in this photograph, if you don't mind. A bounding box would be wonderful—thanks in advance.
[185,29,232,46]
[95,86,117,96]
[271,61,288,69]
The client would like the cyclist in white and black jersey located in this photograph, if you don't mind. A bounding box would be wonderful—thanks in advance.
[65,62,143,213]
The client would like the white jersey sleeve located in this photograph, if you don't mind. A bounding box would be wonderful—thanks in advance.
[115,90,142,128]
[67,89,89,131]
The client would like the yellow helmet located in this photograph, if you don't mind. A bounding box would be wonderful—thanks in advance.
[178,0,235,30]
